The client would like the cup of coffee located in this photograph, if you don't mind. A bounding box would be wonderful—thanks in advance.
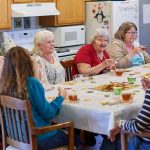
[114,69,124,76]
[121,92,133,102]
[113,87,123,95]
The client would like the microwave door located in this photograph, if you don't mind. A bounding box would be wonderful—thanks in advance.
[62,30,78,47]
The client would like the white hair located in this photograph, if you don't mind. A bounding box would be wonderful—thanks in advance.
[90,28,110,43]
[32,30,54,54]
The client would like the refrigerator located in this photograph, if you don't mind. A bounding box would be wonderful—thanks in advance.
[85,1,139,43]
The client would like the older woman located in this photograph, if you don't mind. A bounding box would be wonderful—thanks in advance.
[108,21,150,68]
[72,28,115,76]
[32,30,65,90]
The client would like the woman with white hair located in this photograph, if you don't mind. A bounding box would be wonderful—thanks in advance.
[32,30,65,90]
[72,28,115,76]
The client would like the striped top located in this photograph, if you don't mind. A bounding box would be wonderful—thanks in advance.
[123,88,150,142]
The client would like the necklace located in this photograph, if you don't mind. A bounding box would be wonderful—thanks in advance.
[97,52,105,61]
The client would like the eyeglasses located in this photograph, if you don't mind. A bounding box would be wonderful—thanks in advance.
[125,31,138,35]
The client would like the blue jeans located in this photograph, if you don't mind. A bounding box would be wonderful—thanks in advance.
[128,136,150,150]
[38,130,80,150]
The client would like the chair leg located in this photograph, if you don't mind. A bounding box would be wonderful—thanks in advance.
[68,124,74,150]
[121,132,128,150]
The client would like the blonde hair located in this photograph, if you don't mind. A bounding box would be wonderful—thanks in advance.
[32,30,54,55]
[90,28,110,43]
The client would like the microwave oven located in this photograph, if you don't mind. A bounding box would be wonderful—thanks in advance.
[47,25,85,47]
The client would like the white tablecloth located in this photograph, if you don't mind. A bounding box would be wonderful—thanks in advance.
[46,64,150,135]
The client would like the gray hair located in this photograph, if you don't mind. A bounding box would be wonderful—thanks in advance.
[90,28,110,43]
[32,30,54,55]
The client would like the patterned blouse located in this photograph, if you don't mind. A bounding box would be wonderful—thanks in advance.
[32,51,65,89]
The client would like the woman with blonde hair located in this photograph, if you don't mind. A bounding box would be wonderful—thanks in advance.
[32,30,65,90]
[108,21,150,68]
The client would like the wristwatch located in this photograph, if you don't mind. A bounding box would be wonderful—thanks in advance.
[118,120,125,128]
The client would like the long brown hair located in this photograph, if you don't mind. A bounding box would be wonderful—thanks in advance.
[114,22,137,41]
[0,46,35,99]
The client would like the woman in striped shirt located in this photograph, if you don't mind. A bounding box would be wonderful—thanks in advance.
[110,77,150,150]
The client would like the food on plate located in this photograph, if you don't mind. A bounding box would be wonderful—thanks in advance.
[100,100,109,105]
[94,81,138,92]
[63,81,75,85]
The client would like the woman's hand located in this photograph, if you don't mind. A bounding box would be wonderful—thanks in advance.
[141,77,150,91]
[109,126,121,142]
[102,59,114,68]
[103,58,116,70]
[58,87,67,99]
[131,47,142,55]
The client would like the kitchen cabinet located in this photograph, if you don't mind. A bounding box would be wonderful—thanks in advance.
[0,0,11,30]
[39,0,85,26]
[13,0,52,3]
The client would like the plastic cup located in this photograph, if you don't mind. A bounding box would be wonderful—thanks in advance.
[127,76,136,84]
[114,69,124,76]
[68,90,78,101]
[121,92,133,102]
[140,45,147,51]
[113,87,123,95]
[73,74,83,82]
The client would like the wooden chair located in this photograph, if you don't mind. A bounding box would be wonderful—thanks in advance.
[0,95,74,150]
[121,129,150,150]
[60,59,74,82]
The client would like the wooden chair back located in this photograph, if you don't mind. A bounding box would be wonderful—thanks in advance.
[60,59,74,81]
[0,95,36,150]
[0,95,74,150]
[121,130,150,150]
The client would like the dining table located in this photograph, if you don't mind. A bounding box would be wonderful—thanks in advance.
[46,64,150,136]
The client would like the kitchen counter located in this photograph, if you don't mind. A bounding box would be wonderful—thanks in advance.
[57,49,78,57]
[56,45,83,60]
